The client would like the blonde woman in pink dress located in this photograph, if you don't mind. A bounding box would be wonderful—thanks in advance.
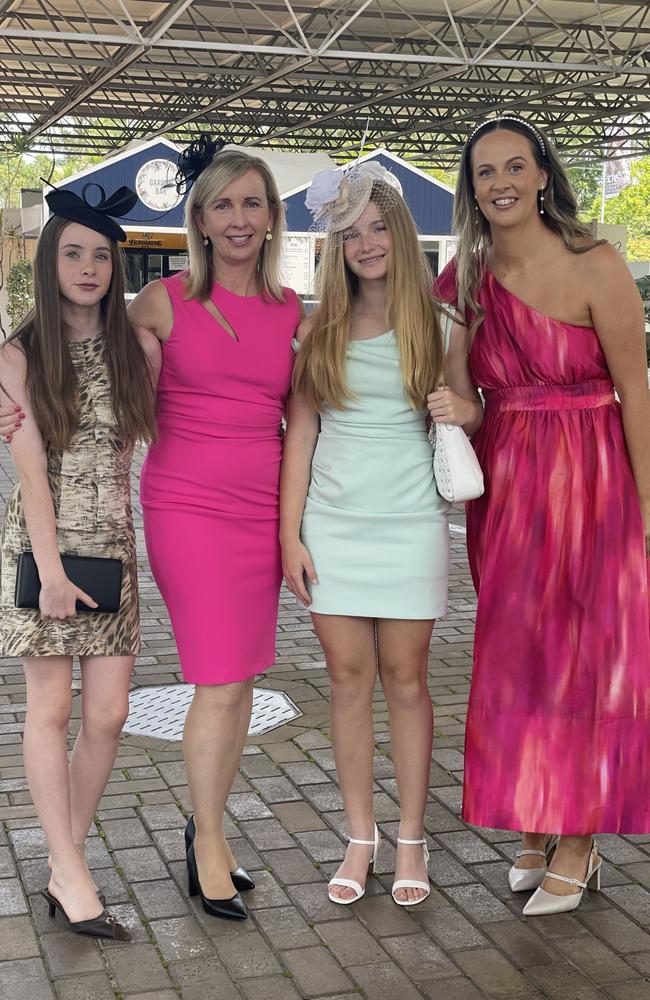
[431,117,650,915]
[128,140,300,922]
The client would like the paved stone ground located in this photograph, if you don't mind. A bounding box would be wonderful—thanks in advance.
[1,443,650,1000]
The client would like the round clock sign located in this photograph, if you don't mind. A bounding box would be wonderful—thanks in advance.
[135,159,182,212]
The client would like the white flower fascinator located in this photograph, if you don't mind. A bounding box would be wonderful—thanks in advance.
[305,169,345,220]
[305,160,403,238]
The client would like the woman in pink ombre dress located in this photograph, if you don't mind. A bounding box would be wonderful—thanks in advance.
[431,116,650,916]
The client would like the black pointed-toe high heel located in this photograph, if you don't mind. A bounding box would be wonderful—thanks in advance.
[42,886,106,906]
[41,888,131,941]
[186,843,247,921]
[184,815,255,892]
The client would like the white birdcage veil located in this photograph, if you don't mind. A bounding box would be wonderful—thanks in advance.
[305,160,404,240]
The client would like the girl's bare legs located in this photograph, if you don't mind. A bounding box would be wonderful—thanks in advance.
[183,678,254,898]
[68,654,134,845]
[312,614,377,902]
[377,618,435,904]
[22,657,101,922]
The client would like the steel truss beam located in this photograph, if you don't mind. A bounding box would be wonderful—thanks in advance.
[0,1,648,166]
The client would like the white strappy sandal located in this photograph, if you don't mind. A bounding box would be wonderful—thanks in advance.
[328,825,380,905]
[508,835,559,892]
[523,841,601,916]
[391,837,430,907]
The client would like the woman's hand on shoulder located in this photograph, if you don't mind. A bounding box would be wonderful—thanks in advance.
[127,279,174,343]
[0,343,48,466]
[281,538,318,606]
[0,343,27,442]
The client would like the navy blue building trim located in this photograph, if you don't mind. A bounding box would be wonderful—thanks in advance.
[55,141,188,230]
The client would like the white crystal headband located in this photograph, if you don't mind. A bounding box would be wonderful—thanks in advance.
[468,116,546,157]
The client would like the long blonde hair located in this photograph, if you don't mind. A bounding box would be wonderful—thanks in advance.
[184,149,286,303]
[293,181,443,410]
[454,119,604,334]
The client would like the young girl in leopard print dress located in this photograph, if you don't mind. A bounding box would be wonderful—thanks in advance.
[0,186,160,941]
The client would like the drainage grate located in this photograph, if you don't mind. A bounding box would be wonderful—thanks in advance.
[124,685,302,742]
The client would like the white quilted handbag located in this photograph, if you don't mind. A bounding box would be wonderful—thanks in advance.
[431,312,484,504]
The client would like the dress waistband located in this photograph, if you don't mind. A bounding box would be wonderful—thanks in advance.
[483,380,615,413]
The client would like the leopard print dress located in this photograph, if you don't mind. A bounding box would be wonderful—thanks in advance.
[0,333,139,657]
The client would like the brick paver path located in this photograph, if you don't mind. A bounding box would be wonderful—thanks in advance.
[1,443,650,1000]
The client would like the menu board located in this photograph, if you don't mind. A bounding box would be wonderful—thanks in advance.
[280,235,314,295]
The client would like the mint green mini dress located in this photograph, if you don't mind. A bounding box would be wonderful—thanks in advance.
[299,331,450,619]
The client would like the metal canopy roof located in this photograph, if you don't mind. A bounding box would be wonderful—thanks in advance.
[0,1,648,168]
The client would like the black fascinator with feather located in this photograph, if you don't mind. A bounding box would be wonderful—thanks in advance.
[44,182,138,243]
[175,134,226,195]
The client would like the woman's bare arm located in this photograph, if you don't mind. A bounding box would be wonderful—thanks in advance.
[0,344,96,616]
[134,325,163,388]
[279,319,320,604]
[585,243,650,550]
[428,313,483,435]
[127,279,174,343]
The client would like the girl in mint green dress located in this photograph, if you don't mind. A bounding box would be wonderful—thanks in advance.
[280,163,483,909]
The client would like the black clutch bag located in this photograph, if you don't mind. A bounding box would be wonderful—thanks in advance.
[15,551,123,614]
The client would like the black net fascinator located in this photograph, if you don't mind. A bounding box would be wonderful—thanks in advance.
[175,133,226,195]
[44,183,138,243]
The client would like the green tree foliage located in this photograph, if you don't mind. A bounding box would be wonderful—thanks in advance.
[600,157,650,234]
[0,149,100,208]
[6,260,33,331]
[565,162,602,217]
[586,157,650,260]
[424,166,458,189]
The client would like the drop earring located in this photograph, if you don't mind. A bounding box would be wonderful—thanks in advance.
[265,227,273,241]
[203,236,210,246]
[474,199,480,222]
[539,189,545,215]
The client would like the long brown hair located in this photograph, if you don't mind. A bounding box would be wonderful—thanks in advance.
[293,181,444,410]
[184,149,286,304]
[454,118,604,334]
[8,216,157,449]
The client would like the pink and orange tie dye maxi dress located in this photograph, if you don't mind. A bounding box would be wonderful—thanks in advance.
[436,261,650,835]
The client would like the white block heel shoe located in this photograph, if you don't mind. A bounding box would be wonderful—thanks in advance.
[392,837,430,907]
[328,824,380,905]
[523,842,601,916]
[508,835,559,893]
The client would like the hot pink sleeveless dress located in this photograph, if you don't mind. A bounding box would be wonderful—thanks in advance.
[437,260,650,834]
[140,275,299,684]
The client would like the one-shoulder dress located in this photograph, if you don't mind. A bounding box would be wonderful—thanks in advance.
[140,275,299,685]
[300,331,450,618]
[436,260,650,834]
